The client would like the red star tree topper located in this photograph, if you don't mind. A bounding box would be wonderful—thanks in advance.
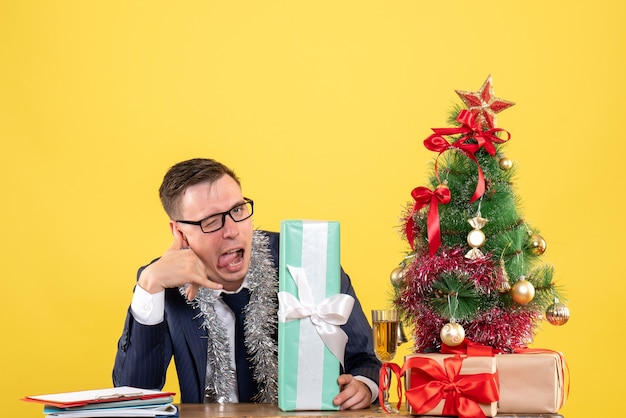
[455,75,515,129]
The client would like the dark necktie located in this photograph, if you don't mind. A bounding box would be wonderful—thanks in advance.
[220,288,256,402]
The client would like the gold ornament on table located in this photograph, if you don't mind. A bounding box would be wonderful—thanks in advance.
[527,232,547,255]
[499,156,513,170]
[546,298,570,326]
[511,276,535,305]
[465,213,488,259]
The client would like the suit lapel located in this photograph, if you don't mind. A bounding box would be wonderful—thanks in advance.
[168,290,209,400]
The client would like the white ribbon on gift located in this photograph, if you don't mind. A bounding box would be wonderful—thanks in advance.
[278,265,354,367]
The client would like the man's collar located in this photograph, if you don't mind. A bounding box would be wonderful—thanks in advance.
[220,277,249,295]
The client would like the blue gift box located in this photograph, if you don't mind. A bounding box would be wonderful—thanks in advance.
[277,220,353,411]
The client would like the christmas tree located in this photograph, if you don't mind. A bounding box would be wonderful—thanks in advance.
[393,76,570,353]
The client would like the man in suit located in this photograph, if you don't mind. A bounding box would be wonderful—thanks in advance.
[113,158,381,409]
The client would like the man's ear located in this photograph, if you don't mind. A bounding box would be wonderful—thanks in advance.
[169,220,190,248]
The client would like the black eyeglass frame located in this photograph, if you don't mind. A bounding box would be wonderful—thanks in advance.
[175,198,254,233]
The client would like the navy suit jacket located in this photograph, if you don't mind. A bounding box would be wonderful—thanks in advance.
[113,231,381,403]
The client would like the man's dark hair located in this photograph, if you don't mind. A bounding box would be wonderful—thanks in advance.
[159,158,240,219]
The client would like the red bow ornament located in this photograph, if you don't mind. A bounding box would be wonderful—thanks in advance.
[403,355,499,418]
[406,185,451,256]
[423,110,510,203]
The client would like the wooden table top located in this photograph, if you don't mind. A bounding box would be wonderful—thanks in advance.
[176,403,564,418]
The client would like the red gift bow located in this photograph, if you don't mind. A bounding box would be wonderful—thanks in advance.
[405,185,451,256]
[403,355,499,418]
[423,110,511,203]
[377,355,500,417]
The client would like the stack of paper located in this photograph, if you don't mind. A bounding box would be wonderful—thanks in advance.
[23,386,177,417]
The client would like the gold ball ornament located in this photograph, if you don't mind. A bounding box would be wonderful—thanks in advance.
[440,322,465,346]
[511,277,535,305]
[390,265,408,287]
[499,157,513,170]
[546,300,570,326]
[528,233,547,255]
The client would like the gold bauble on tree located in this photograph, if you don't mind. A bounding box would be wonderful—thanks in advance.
[546,299,570,326]
[390,265,408,287]
[440,322,465,346]
[527,233,547,255]
[499,157,513,170]
[511,276,535,305]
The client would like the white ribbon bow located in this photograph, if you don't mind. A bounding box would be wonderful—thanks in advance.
[278,265,354,367]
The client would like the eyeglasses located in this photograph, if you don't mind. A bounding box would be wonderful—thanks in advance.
[176,198,254,233]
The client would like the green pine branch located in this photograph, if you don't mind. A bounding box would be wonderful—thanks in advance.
[428,272,496,321]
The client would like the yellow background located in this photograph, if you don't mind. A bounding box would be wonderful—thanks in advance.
[1,1,623,416]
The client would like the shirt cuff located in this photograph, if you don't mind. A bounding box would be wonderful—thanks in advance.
[354,375,379,404]
[130,284,165,325]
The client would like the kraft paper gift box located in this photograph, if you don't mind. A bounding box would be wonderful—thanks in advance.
[496,351,566,413]
[277,220,354,411]
[404,353,499,417]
